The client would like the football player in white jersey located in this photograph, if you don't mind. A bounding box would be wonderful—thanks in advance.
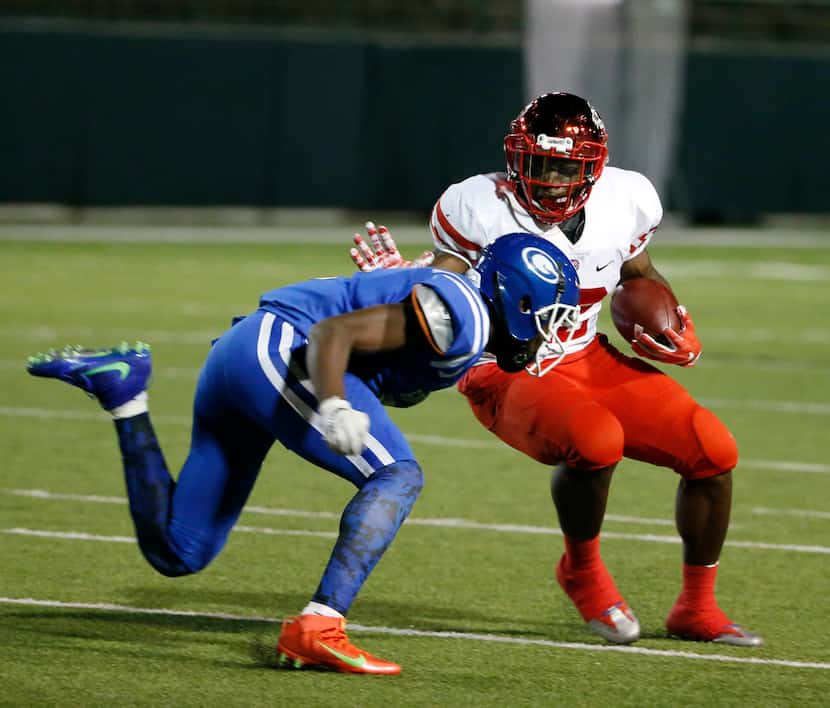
[350,92,762,647]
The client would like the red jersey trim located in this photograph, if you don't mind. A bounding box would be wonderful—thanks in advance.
[434,201,480,253]
[430,221,453,250]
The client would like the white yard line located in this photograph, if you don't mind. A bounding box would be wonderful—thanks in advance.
[658,260,830,281]
[0,405,192,426]
[2,405,830,475]
[698,359,829,374]
[752,507,830,521]
[3,527,337,542]
[4,489,678,529]
[741,459,830,474]
[6,325,219,344]
[699,398,830,416]
[4,529,136,543]
[0,596,827,670]
[702,328,830,344]
[3,515,827,554]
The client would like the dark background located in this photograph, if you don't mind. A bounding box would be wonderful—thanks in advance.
[1,1,828,221]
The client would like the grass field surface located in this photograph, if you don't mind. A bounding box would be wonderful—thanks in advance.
[1,234,829,706]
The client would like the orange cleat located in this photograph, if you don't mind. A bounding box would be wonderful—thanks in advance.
[276,615,401,675]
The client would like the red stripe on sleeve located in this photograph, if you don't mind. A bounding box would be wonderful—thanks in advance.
[434,201,480,253]
[430,221,452,249]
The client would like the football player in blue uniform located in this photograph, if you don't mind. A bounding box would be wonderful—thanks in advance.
[27,233,579,675]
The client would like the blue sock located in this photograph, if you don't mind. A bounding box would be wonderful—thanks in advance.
[312,460,424,614]
[114,413,191,577]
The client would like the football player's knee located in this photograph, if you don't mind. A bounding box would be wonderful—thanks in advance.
[375,459,424,498]
[565,403,624,470]
[144,520,227,576]
[685,407,739,479]
[137,538,199,577]
[175,543,221,575]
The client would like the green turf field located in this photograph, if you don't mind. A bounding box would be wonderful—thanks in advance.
[1,236,829,706]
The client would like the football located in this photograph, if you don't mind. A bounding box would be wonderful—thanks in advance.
[610,277,681,345]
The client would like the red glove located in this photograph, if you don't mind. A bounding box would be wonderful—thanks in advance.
[350,221,435,272]
[630,305,702,367]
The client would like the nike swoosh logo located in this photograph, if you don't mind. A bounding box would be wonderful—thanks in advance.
[596,261,614,271]
[317,641,367,668]
[86,362,130,381]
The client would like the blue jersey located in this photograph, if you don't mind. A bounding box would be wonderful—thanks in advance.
[196,268,490,486]
[258,268,491,405]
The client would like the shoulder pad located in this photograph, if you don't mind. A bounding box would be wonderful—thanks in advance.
[413,284,455,354]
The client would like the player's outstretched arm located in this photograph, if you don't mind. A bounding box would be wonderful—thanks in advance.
[621,250,702,367]
[308,304,408,455]
[350,221,435,272]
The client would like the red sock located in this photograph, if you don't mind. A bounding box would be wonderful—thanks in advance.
[557,535,623,622]
[677,562,719,610]
[666,562,734,639]
[563,535,603,570]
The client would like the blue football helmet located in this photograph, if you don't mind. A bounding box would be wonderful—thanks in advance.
[471,233,580,376]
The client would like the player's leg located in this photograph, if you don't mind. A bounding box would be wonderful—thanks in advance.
[668,449,762,645]
[27,336,275,577]
[26,343,191,575]
[117,405,273,576]
[458,355,639,644]
[248,312,418,673]
[274,389,421,675]
[550,462,642,644]
[551,464,615,541]
[590,337,761,646]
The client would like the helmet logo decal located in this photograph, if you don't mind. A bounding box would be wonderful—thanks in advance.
[590,105,605,132]
[521,247,560,284]
[536,134,573,154]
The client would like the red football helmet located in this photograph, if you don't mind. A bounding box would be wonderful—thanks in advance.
[504,92,609,223]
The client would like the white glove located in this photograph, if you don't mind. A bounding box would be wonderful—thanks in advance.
[318,396,370,456]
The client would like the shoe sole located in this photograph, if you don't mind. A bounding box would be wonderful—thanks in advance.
[713,633,764,647]
[668,630,763,647]
[275,645,400,675]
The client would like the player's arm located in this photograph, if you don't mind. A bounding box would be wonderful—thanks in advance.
[619,249,671,291]
[620,250,702,367]
[308,304,408,402]
[307,297,441,454]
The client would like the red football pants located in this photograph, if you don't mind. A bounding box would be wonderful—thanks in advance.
[458,336,738,479]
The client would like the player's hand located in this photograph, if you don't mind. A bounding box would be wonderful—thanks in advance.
[630,305,702,367]
[350,221,435,272]
[318,396,370,455]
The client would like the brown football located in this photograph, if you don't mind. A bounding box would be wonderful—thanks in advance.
[610,277,681,345]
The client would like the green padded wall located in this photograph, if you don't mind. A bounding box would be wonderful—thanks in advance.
[1,25,826,216]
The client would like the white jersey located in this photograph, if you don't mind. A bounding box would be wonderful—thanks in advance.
[429,167,662,358]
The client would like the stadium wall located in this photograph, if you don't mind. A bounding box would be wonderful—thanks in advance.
[1,24,827,218]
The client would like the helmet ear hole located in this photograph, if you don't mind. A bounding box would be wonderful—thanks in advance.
[518,295,532,314]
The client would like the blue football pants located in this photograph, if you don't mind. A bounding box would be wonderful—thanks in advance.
[115,310,423,614]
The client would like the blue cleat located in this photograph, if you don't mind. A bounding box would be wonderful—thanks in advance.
[27,342,152,411]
